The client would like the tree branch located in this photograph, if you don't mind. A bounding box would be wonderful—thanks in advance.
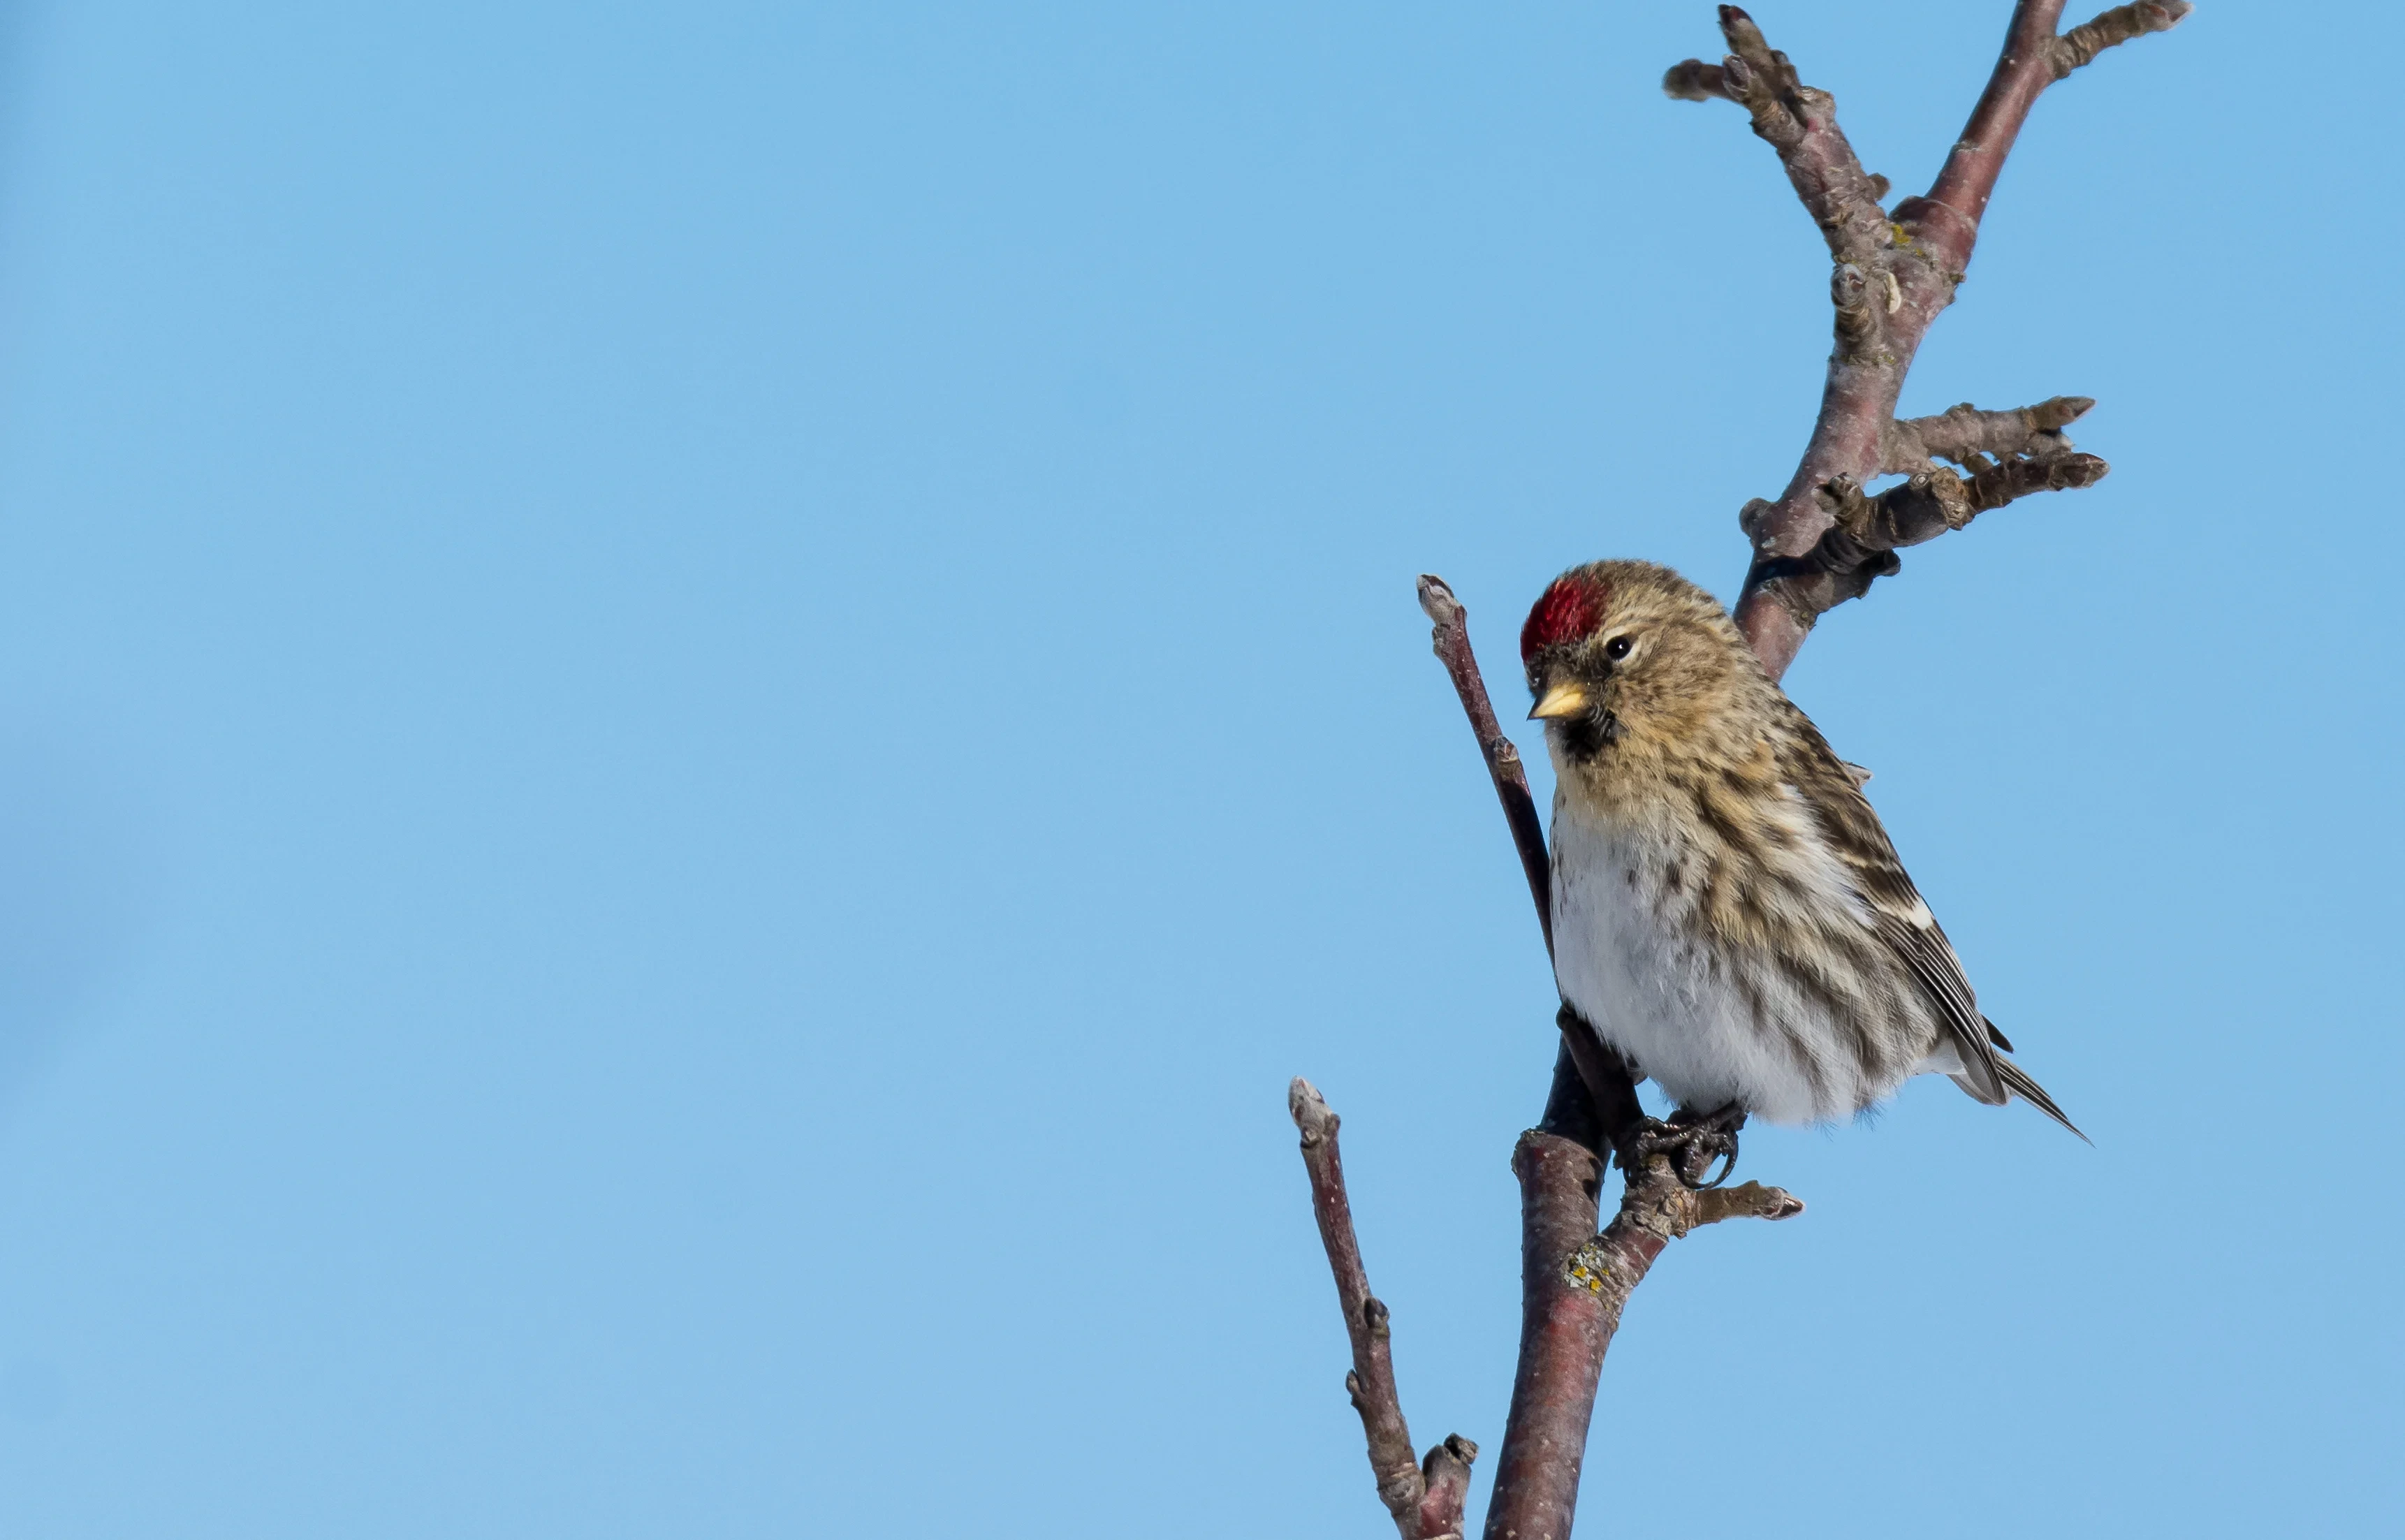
[1475,1124,1806,1540]
[1289,1077,1477,1540]
[1667,2,2187,679]
[1918,1,2193,254]
[1298,6,2181,1535]
[1486,1142,1808,1537]
[2054,1,2193,75]
[1885,395,2095,474]
[1417,575,1554,955]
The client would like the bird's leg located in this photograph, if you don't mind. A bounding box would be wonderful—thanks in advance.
[1618,1102,1746,1190]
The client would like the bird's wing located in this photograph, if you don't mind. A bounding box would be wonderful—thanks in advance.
[1772,707,2008,1106]
[1872,905,2006,1105]
[1996,1056,2087,1141]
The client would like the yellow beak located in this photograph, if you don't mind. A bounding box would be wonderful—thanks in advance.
[1528,682,1591,721]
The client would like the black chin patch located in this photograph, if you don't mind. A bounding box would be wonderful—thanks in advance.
[1558,711,1618,762]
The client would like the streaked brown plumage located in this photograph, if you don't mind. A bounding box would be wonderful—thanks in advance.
[1522,559,2077,1134]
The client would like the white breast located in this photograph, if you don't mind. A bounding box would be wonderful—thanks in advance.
[1549,790,1892,1126]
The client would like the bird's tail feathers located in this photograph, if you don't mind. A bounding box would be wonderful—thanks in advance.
[1996,1057,2088,1143]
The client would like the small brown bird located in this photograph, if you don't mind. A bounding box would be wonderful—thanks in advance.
[1521,560,2077,1161]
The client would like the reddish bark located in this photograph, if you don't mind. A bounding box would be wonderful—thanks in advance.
[1482,1132,1610,1540]
[1419,575,1552,955]
[1691,1,2189,680]
[1289,1078,1477,1540]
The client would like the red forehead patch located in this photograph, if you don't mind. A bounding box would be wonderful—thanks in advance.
[1521,575,1607,663]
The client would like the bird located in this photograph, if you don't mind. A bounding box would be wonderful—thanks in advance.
[1520,559,2079,1178]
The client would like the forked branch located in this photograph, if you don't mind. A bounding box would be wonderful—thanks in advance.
[1667,1,2189,679]
[1293,6,2184,1537]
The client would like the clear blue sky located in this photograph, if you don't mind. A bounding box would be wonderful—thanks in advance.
[0,2,2391,1535]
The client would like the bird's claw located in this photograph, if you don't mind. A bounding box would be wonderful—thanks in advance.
[1618,1105,1745,1190]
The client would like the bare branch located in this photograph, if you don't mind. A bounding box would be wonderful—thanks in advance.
[1835,437,2107,555]
[1301,8,2185,1536]
[1418,576,1551,953]
[1910,1,2191,260]
[1481,1129,1610,1539]
[1289,1078,1475,1540]
[1911,0,2079,256]
[1418,1437,1479,1540]
[2056,1,2193,76]
[1737,395,2110,610]
[1959,446,2111,510]
[1663,7,1891,270]
[1885,395,2095,474]
[1667,1,2186,677]
[1484,1131,1801,1540]
[1688,1180,1810,1229]
[1660,59,1731,103]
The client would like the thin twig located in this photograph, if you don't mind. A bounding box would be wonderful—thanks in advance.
[1918,1,2193,248]
[1417,575,1552,954]
[1885,395,2094,474]
[1289,1078,1477,1540]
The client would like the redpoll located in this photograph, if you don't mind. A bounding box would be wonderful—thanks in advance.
[1521,559,2078,1149]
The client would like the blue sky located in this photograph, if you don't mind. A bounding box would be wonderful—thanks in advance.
[0,2,2393,1535]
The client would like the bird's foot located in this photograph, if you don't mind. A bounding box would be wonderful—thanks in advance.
[1618,1103,1746,1190]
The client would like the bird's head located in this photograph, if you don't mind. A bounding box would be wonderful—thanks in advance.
[1519,560,1753,761]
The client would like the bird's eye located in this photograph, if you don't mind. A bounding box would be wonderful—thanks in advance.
[1602,635,1634,661]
